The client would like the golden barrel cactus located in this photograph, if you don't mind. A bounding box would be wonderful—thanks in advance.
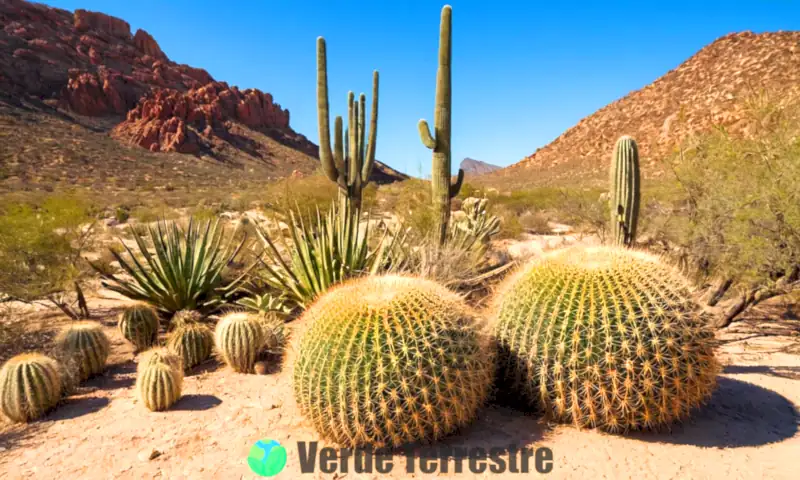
[166,322,214,370]
[0,353,63,422]
[214,312,263,373]
[136,349,183,411]
[55,321,110,381]
[493,246,719,431]
[294,275,494,448]
[118,303,159,351]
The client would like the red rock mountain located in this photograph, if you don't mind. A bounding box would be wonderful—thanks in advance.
[480,31,800,187]
[0,0,404,183]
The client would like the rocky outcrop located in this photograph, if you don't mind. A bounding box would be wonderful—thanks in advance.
[488,31,800,183]
[0,0,213,113]
[112,82,290,153]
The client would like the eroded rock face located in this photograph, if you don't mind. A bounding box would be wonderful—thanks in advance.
[113,82,290,153]
[0,0,216,115]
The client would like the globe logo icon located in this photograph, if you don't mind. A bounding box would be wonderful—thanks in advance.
[247,438,287,477]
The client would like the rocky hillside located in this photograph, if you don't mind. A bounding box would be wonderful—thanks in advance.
[0,0,404,193]
[480,31,800,188]
[460,157,500,176]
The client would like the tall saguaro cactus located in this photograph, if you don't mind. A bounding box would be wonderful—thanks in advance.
[609,135,641,246]
[317,36,379,211]
[419,5,464,246]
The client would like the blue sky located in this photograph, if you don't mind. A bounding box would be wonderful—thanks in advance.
[42,0,800,176]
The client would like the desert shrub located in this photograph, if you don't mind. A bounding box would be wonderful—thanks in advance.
[666,93,800,324]
[262,172,338,221]
[0,194,95,318]
[94,218,249,316]
[114,206,131,224]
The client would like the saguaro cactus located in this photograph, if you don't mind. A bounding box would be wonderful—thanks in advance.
[419,5,463,246]
[317,36,379,211]
[609,135,641,246]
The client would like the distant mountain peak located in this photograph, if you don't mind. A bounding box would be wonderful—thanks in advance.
[460,157,501,175]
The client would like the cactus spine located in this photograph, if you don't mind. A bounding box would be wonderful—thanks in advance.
[0,353,63,422]
[214,312,263,373]
[55,322,109,381]
[118,303,159,352]
[493,246,719,431]
[167,322,214,370]
[136,349,183,411]
[419,5,464,245]
[610,135,641,246]
[294,275,494,448]
[317,36,379,211]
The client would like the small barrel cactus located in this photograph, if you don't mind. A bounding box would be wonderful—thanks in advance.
[118,303,159,351]
[294,275,494,448]
[0,353,63,422]
[166,322,214,370]
[214,312,263,373]
[55,321,110,381]
[171,309,203,328]
[493,246,720,432]
[136,349,183,411]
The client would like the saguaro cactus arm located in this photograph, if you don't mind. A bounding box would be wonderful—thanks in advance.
[450,168,464,197]
[362,71,379,182]
[418,120,437,149]
[317,37,337,184]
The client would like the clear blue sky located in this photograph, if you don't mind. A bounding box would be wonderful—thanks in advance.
[41,0,800,176]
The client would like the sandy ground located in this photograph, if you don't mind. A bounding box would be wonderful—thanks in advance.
[0,291,798,480]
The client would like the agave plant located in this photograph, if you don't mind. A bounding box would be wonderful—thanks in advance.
[235,292,293,317]
[252,202,401,310]
[94,218,249,316]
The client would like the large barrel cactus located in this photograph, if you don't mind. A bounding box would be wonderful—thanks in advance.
[214,312,263,373]
[136,349,183,411]
[118,303,159,352]
[0,353,63,422]
[166,322,214,370]
[493,246,719,431]
[55,321,110,381]
[294,275,494,448]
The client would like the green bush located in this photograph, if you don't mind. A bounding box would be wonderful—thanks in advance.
[0,195,95,306]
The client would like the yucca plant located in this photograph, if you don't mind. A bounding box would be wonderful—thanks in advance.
[93,218,250,316]
[252,202,401,310]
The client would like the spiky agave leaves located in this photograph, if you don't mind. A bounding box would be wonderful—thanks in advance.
[294,275,495,448]
[93,218,251,316]
[253,201,401,310]
[492,246,720,432]
[54,321,110,381]
[136,348,183,411]
[214,312,263,373]
[166,322,214,370]
[118,303,159,351]
[0,353,63,422]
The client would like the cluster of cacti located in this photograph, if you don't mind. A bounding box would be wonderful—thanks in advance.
[609,135,641,246]
[136,348,183,411]
[317,36,379,210]
[0,353,63,422]
[55,322,110,381]
[118,303,159,351]
[214,312,263,373]
[166,322,214,370]
[419,5,464,246]
[294,275,494,448]
[493,246,720,431]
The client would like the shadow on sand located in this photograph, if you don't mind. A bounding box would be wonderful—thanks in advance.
[47,396,111,421]
[627,377,799,448]
[723,364,800,380]
[171,394,222,411]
